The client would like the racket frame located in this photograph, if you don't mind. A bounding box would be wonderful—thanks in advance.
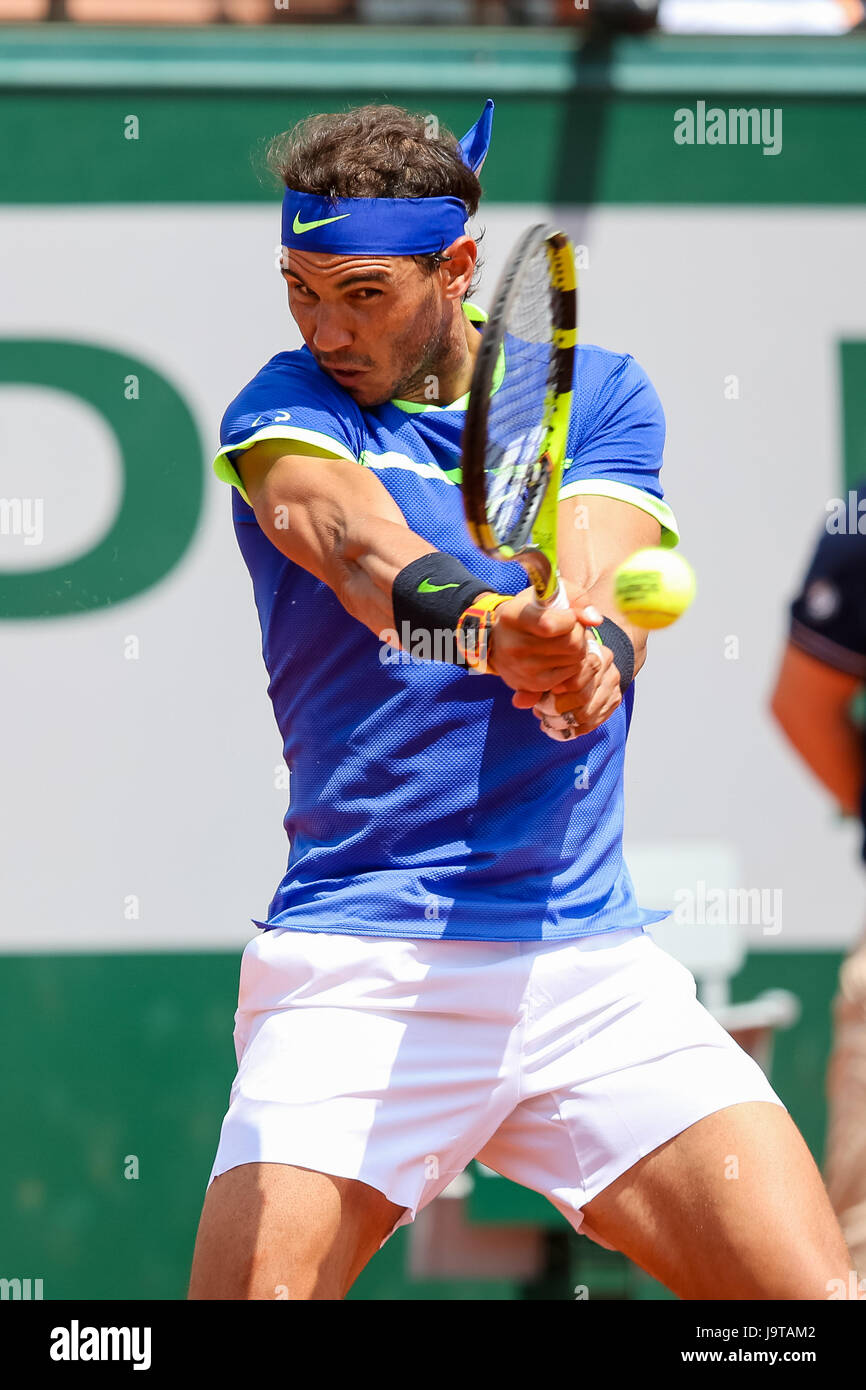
[461,223,577,606]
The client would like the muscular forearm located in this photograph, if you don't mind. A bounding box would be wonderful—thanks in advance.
[244,448,436,638]
[334,513,440,635]
[242,446,592,689]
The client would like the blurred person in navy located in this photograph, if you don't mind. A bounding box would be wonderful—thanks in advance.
[772,479,866,1277]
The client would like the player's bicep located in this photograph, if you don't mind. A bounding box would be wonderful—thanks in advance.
[236,436,349,509]
[557,492,662,604]
[237,439,411,592]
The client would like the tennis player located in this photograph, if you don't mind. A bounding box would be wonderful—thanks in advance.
[189,101,850,1300]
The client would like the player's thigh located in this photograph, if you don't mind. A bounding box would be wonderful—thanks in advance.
[188,1161,407,1301]
[582,1101,851,1300]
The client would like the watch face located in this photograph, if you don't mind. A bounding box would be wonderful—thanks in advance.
[458,611,489,668]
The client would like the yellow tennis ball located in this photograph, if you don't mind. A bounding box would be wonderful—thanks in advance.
[613,547,696,630]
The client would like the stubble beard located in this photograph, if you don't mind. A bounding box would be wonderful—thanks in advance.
[377,285,463,408]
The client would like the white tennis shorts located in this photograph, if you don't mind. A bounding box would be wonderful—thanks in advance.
[208,924,785,1249]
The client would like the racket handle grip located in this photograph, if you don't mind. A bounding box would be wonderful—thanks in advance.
[535,581,570,611]
[502,579,571,738]
[533,582,582,740]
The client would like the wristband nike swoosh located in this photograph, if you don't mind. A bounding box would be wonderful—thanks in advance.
[418,579,461,593]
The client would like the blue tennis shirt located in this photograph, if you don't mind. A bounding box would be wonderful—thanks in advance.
[214,302,679,940]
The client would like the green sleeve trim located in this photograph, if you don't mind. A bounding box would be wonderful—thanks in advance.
[212,425,359,503]
[463,302,488,325]
[558,478,680,547]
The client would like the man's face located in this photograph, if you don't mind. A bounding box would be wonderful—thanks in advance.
[280,247,458,408]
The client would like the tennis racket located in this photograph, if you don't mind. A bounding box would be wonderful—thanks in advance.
[461,222,591,741]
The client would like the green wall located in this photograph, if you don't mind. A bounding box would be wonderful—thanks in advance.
[1,28,865,205]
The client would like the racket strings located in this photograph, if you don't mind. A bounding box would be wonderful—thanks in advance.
[484,244,560,548]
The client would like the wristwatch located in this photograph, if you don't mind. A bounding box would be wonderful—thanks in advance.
[456,592,513,675]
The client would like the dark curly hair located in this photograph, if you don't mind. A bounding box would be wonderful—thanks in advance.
[266,104,485,297]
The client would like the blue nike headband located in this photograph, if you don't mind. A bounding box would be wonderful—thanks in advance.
[280,98,494,257]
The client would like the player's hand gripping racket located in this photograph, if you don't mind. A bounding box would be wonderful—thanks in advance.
[460,223,595,740]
